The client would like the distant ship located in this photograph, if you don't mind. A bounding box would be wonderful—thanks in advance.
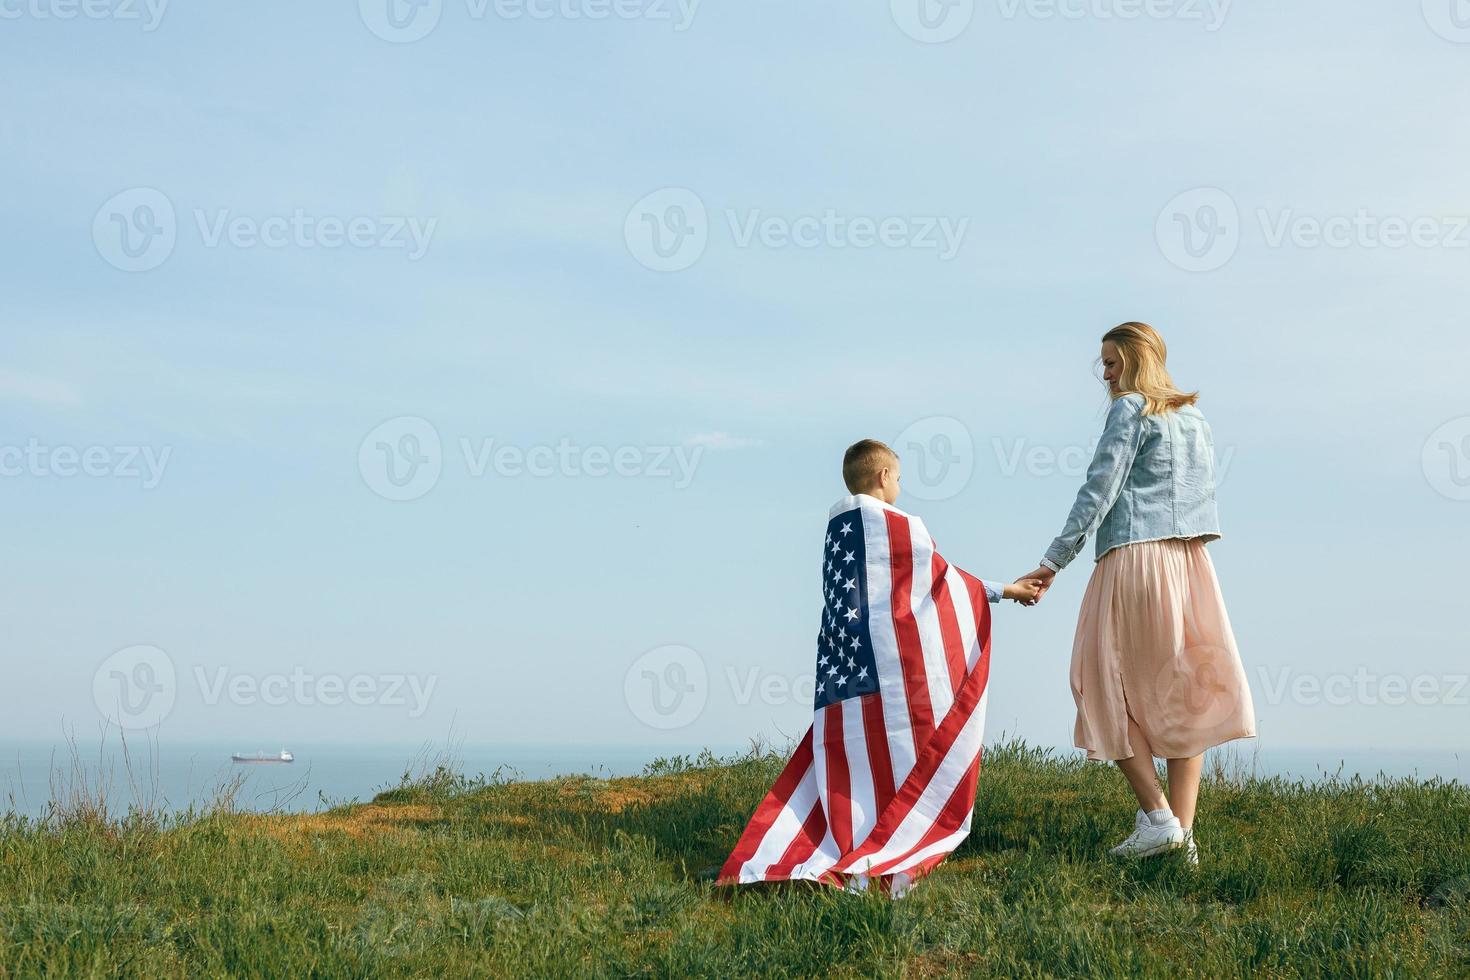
[231,749,294,764]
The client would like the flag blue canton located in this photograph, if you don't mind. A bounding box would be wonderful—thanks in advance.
[814,509,878,710]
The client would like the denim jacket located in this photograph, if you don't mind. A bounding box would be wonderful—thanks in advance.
[1041,393,1221,571]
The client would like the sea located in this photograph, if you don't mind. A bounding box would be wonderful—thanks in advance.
[0,737,1463,822]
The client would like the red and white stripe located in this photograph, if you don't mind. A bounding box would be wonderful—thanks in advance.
[719,495,993,892]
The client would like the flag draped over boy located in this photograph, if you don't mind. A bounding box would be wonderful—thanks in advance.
[719,493,993,893]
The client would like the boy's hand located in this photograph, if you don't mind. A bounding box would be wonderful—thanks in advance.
[1013,566,1057,606]
[1004,579,1046,605]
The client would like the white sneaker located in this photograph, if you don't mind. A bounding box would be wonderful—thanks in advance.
[1109,809,1186,859]
[1183,828,1199,866]
[1112,808,1150,852]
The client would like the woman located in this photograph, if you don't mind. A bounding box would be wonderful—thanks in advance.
[1019,322,1255,864]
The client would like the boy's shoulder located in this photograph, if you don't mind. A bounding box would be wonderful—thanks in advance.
[828,494,923,531]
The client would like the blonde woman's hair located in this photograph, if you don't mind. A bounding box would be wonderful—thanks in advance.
[1101,322,1200,415]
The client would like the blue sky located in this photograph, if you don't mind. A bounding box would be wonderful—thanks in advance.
[2,1,1467,760]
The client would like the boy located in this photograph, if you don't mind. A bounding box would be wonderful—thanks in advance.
[843,438,1044,606]
[719,438,1038,894]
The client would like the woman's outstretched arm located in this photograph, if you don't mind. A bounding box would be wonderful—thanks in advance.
[1041,393,1147,573]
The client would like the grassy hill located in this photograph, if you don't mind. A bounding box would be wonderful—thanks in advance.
[2,741,1468,977]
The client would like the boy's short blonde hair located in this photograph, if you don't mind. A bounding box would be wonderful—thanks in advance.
[842,439,897,494]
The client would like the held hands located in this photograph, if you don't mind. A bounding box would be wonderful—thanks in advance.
[1004,579,1046,605]
[1010,566,1057,607]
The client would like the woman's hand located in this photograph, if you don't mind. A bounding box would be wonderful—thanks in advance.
[1014,566,1057,606]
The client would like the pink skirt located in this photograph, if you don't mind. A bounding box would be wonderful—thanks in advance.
[1070,537,1256,762]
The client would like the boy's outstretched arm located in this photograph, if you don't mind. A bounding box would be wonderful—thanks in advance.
[980,579,1045,605]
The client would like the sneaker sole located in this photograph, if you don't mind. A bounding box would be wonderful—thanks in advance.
[1110,837,1185,859]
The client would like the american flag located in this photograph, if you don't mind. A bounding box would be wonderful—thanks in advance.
[719,494,993,894]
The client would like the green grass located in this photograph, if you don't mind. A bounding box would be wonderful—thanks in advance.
[2,740,1468,977]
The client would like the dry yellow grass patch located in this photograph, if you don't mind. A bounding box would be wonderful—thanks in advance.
[232,803,444,843]
[523,772,714,816]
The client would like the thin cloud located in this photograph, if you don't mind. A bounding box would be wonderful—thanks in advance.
[0,370,83,409]
[684,432,764,451]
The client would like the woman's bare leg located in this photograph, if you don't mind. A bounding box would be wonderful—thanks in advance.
[1115,715,1168,813]
[1165,755,1204,830]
